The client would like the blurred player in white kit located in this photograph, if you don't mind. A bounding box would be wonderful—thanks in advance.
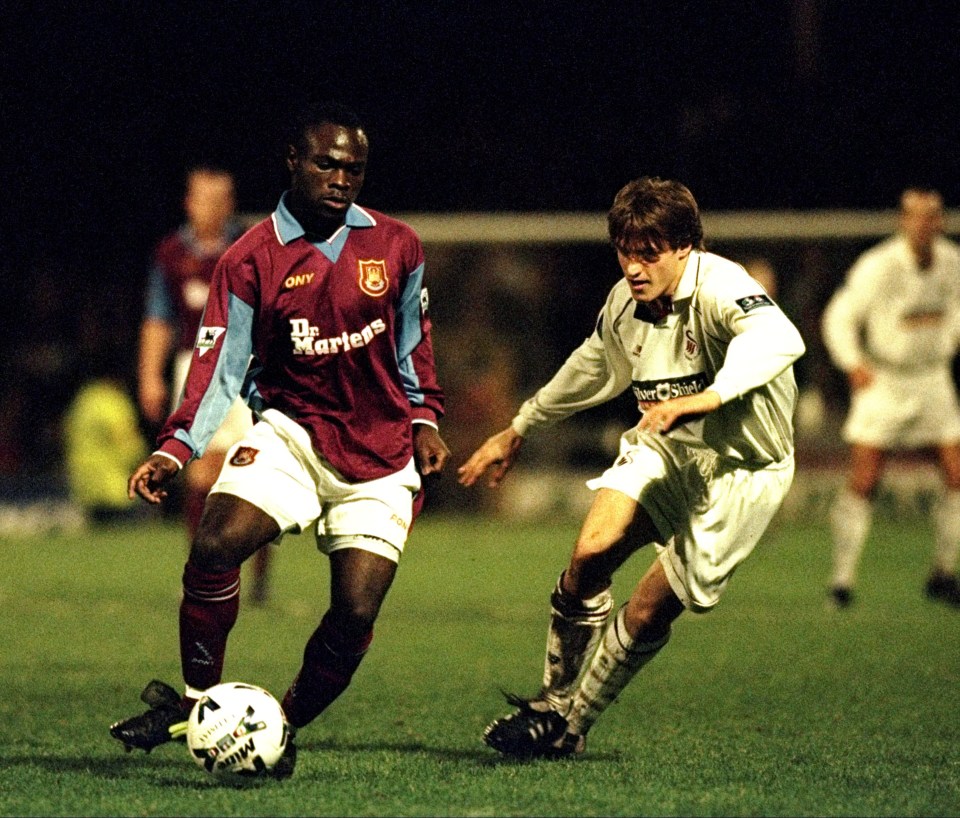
[822,187,960,609]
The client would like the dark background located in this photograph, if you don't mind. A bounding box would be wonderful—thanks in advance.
[1,0,959,491]
[4,1,959,274]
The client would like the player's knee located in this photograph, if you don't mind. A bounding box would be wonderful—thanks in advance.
[848,477,878,499]
[568,536,622,595]
[623,594,680,639]
[326,603,380,639]
[189,494,280,572]
[190,522,247,572]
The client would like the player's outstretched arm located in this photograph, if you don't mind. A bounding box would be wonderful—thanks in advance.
[128,454,182,504]
[457,426,524,489]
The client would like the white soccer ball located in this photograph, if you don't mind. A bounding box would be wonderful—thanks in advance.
[186,682,289,779]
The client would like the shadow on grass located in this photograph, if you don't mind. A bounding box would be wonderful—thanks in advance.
[0,750,199,780]
[306,737,622,766]
[2,736,619,786]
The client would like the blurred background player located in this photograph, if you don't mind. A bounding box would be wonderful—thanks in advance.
[743,255,778,299]
[822,187,960,609]
[137,166,273,604]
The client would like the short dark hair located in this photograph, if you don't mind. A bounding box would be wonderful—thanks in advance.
[288,101,366,153]
[607,177,704,255]
[899,186,943,212]
[184,165,234,189]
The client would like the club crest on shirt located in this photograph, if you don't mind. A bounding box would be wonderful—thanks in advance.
[684,329,700,360]
[358,259,388,297]
[229,446,259,467]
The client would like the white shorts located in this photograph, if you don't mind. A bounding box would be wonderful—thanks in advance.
[209,409,421,563]
[173,351,252,453]
[586,430,794,612]
[842,366,960,448]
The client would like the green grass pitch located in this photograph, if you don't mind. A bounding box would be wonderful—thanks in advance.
[1,507,959,816]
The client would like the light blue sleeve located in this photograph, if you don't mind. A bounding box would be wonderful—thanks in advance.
[143,263,175,323]
[394,261,425,404]
[171,293,254,457]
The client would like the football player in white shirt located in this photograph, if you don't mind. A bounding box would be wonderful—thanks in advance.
[821,187,960,609]
[458,176,805,758]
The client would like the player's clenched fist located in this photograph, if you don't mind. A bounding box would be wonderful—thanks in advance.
[128,454,181,504]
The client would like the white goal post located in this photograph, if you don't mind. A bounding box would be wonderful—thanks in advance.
[389,208,960,244]
[244,208,960,243]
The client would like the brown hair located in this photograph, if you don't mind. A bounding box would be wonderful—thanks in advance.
[607,176,704,256]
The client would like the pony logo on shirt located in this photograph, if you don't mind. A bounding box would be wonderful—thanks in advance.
[358,259,389,297]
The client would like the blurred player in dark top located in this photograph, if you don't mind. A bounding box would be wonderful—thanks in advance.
[138,167,273,604]
[111,102,450,778]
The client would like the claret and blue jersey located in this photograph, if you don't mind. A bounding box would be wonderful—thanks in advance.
[144,222,245,353]
[157,193,445,482]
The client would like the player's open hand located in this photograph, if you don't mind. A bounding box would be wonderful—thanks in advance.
[638,390,722,435]
[457,427,524,488]
[128,454,181,504]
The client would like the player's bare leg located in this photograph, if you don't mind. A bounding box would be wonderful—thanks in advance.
[281,545,397,729]
[185,452,275,605]
[183,452,222,540]
[536,488,660,710]
[828,444,884,608]
[484,488,663,757]
[110,495,279,754]
[928,442,960,606]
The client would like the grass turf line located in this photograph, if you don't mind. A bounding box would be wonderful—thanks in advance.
[1,512,958,816]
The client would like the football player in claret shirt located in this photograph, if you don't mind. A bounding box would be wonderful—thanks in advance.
[138,166,274,605]
[459,177,805,759]
[110,102,450,778]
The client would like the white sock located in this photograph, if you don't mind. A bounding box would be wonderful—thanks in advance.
[933,491,960,575]
[539,573,613,713]
[830,489,872,588]
[565,606,669,737]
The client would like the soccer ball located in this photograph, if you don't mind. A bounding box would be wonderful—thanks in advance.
[186,682,289,779]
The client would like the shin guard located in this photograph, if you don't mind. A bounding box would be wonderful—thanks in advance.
[565,605,669,737]
[539,573,613,714]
